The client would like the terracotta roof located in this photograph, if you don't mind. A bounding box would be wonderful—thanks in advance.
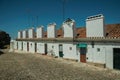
[76,27,86,38]
[56,29,63,38]
[42,24,120,38]
[44,31,47,38]
[105,24,120,38]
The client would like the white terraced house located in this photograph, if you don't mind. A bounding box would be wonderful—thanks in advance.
[10,14,120,70]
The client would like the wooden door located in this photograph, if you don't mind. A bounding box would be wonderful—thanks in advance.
[80,47,87,63]
[80,54,86,63]
[27,42,29,51]
[35,43,37,53]
[113,48,120,69]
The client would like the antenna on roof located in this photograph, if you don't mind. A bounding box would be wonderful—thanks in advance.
[36,16,38,27]
[26,9,30,27]
[62,0,65,21]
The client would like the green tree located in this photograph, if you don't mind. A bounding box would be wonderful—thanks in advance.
[0,30,11,48]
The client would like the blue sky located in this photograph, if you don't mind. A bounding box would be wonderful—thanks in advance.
[0,0,120,39]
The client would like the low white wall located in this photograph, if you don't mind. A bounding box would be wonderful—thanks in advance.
[14,41,18,50]
[18,41,22,51]
[23,41,27,52]
[37,43,45,54]
[87,45,106,64]
[29,42,35,53]
[47,43,59,56]
[63,43,78,60]
[9,41,14,52]
[86,43,120,69]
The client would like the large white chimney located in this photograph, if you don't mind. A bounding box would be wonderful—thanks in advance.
[28,27,35,38]
[62,18,76,38]
[36,26,44,38]
[22,30,28,39]
[47,23,56,38]
[86,14,105,37]
[18,31,22,39]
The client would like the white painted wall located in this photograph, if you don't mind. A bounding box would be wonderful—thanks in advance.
[106,44,120,69]
[87,45,106,64]
[76,47,80,62]
[47,23,56,38]
[47,43,59,56]
[62,19,76,38]
[18,31,22,39]
[28,28,34,38]
[22,30,27,38]
[86,43,120,69]
[18,41,23,51]
[86,14,105,37]
[36,26,44,38]
[9,40,15,52]
[14,41,18,50]
[37,43,45,54]
[29,42,35,53]
[23,41,27,52]
[63,43,78,60]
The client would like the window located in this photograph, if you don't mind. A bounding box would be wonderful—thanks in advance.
[97,48,100,52]
[77,34,80,36]
[52,46,54,48]
[31,43,32,46]
[58,35,61,37]
[59,44,63,52]
[69,47,72,50]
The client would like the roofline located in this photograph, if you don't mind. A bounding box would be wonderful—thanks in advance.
[16,37,120,43]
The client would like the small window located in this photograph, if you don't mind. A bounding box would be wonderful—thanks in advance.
[58,35,61,37]
[45,35,47,37]
[52,46,54,48]
[97,48,100,52]
[106,33,109,36]
[69,47,72,50]
[77,34,80,36]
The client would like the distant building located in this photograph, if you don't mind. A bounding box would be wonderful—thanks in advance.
[10,14,120,70]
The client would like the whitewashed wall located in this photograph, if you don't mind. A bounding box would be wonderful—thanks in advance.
[14,41,18,50]
[29,42,35,53]
[23,41,27,52]
[87,45,106,64]
[18,41,22,51]
[37,43,45,54]
[22,30,27,38]
[28,28,34,38]
[63,43,78,60]
[86,14,105,37]
[86,43,120,69]
[47,43,59,56]
[36,26,44,38]
[76,47,80,62]
[62,19,76,38]
[47,23,56,38]
[9,40,15,52]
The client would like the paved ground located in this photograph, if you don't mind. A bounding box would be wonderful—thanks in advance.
[0,50,120,80]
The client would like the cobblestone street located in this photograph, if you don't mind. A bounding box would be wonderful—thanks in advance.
[0,51,120,80]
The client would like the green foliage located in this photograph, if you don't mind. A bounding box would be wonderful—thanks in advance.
[0,31,11,48]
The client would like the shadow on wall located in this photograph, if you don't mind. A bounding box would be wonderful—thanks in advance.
[0,50,4,55]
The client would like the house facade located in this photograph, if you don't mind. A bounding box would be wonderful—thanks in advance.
[10,14,120,70]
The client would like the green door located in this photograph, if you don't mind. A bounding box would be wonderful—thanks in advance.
[59,52,64,57]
